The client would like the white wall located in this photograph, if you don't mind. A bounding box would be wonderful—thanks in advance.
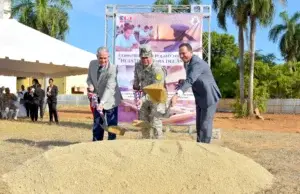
[65,74,88,94]
[0,75,17,93]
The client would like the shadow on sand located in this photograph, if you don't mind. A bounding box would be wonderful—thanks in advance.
[4,138,80,150]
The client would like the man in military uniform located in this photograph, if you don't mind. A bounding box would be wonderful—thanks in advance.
[133,45,167,139]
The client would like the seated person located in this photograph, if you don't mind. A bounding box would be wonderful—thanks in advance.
[139,26,151,44]
[0,86,4,119]
[2,88,19,120]
[115,23,139,51]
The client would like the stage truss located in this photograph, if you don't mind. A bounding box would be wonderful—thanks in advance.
[105,4,212,66]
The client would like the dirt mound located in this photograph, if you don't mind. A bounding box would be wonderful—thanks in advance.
[2,140,273,194]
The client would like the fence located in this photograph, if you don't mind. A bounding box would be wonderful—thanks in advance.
[57,95,300,114]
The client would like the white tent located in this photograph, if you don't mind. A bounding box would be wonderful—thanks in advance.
[0,19,95,78]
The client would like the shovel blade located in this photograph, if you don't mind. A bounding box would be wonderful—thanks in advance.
[132,120,151,129]
[108,126,126,136]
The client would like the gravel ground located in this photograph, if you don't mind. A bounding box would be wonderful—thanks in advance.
[0,118,299,194]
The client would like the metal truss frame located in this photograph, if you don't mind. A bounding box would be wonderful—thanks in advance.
[105,4,211,66]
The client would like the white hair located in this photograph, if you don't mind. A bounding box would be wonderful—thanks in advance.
[96,47,109,54]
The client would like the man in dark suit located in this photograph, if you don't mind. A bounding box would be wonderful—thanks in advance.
[30,84,44,122]
[171,43,222,144]
[46,78,59,124]
[35,84,45,120]
[86,46,122,141]
[22,87,30,118]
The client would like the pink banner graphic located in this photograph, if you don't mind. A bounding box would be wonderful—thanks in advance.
[115,13,203,125]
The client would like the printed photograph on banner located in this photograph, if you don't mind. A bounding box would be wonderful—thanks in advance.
[114,13,203,125]
[115,13,203,67]
[115,13,202,53]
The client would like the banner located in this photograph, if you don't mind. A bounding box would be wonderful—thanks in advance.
[115,13,203,125]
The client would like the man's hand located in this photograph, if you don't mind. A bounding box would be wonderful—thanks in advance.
[136,99,143,107]
[133,85,140,90]
[178,79,185,84]
[171,95,179,107]
[97,103,104,112]
[87,92,94,99]
[132,43,139,49]
[88,85,94,92]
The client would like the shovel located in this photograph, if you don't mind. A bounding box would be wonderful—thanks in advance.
[98,110,126,136]
[139,83,173,118]
[89,92,125,136]
[131,83,174,128]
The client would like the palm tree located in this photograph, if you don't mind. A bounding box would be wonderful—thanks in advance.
[212,0,248,104]
[153,0,175,12]
[269,11,300,72]
[11,0,72,41]
[247,0,286,116]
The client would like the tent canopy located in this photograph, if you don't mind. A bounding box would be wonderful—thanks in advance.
[0,19,96,77]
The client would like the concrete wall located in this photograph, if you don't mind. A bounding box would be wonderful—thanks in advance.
[65,74,88,94]
[16,75,88,95]
[55,95,300,114]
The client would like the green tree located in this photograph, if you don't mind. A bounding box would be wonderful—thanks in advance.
[268,62,300,98]
[11,0,72,40]
[153,0,201,13]
[212,0,248,104]
[269,11,300,72]
[209,32,239,68]
[212,56,239,98]
[255,50,278,66]
[205,32,239,98]
[247,0,286,116]
[244,53,271,113]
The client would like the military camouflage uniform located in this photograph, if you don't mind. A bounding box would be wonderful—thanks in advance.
[133,45,167,139]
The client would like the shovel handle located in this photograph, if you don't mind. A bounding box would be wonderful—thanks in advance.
[133,90,143,110]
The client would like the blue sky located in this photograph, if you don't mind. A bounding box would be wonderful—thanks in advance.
[66,0,299,63]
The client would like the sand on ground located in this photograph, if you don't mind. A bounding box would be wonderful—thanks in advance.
[3,140,273,194]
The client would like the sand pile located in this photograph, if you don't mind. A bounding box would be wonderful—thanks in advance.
[2,140,273,194]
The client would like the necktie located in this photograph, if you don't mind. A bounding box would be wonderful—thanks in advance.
[97,66,102,81]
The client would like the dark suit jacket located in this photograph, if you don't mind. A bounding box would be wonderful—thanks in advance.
[179,55,222,108]
[35,88,45,103]
[24,92,32,104]
[46,85,58,103]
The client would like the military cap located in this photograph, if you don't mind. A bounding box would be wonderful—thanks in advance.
[139,44,153,57]
[170,24,189,32]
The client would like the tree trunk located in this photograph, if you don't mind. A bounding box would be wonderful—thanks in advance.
[248,16,256,116]
[238,25,245,104]
[287,61,294,73]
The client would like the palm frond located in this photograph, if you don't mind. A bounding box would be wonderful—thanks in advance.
[279,11,289,23]
[269,24,286,42]
[290,11,300,23]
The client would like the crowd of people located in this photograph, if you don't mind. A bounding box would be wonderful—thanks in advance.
[87,42,221,144]
[0,78,59,124]
[1,42,221,144]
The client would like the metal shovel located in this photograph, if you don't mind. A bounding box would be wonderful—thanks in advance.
[98,110,126,136]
